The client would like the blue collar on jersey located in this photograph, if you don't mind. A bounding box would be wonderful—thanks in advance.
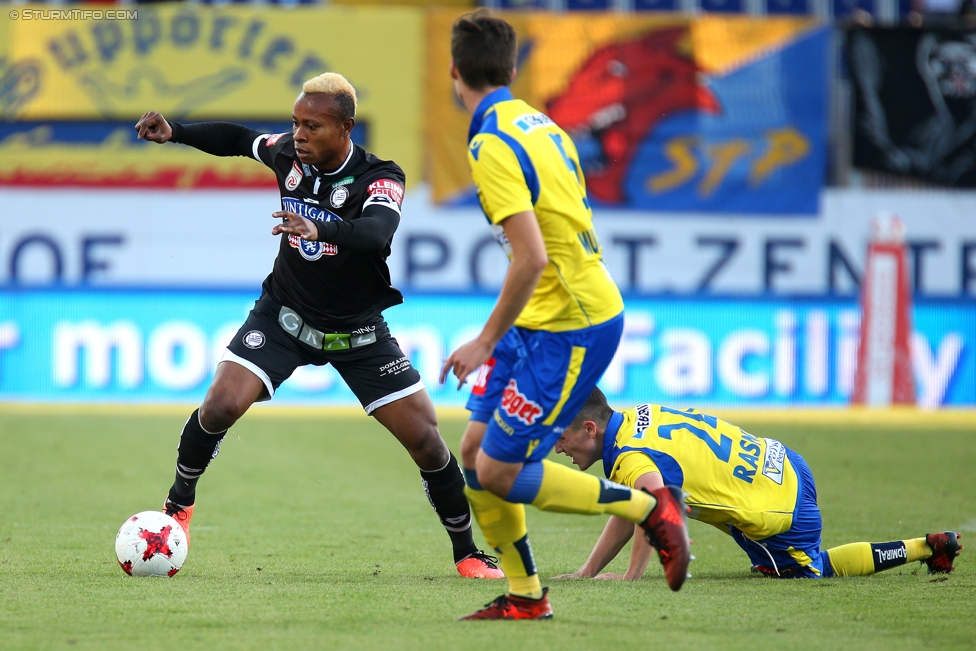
[601,410,625,479]
[468,86,515,144]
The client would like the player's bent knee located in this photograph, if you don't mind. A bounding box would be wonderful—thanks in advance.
[474,466,512,498]
[388,418,448,469]
[199,395,247,433]
[411,428,450,470]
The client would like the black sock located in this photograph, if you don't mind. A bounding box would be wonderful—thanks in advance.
[167,409,226,507]
[421,452,478,563]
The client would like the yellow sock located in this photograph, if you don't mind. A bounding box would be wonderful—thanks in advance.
[905,537,930,562]
[464,485,543,599]
[529,460,655,523]
[826,542,875,576]
[826,538,928,577]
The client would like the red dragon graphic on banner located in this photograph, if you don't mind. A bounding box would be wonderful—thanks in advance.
[546,27,721,204]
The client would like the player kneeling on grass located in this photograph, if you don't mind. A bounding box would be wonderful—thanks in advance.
[553,387,962,581]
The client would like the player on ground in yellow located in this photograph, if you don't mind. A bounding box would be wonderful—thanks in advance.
[440,10,690,621]
[553,387,963,581]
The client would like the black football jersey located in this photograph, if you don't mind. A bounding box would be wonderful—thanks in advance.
[251,132,406,330]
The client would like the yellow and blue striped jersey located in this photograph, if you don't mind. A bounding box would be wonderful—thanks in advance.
[602,405,800,540]
[467,88,623,332]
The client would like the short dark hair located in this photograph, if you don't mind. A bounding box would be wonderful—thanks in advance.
[569,386,613,430]
[451,9,517,91]
[329,93,357,123]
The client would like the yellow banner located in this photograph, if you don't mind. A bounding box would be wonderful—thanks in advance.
[1,5,423,185]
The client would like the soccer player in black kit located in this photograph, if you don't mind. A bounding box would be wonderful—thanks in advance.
[134,72,503,579]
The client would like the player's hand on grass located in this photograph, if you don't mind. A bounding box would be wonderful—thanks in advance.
[551,571,591,580]
[272,211,318,240]
[440,337,494,389]
[134,112,173,143]
[593,572,627,581]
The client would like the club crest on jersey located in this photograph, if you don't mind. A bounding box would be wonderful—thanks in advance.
[243,330,265,349]
[500,379,543,425]
[330,185,349,208]
[367,179,404,204]
[285,162,303,191]
[281,197,340,260]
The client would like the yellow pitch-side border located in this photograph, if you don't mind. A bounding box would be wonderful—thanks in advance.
[0,402,973,429]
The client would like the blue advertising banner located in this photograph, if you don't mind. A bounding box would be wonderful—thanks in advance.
[0,290,972,407]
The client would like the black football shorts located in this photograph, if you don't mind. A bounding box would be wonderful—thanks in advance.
[223,296,424,414]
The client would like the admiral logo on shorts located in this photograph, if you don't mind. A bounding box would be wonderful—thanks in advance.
[500,379,544,426]
[281,197,341,260]
[243,330,265,349]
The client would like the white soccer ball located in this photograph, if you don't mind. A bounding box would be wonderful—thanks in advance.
[115,511,188,577]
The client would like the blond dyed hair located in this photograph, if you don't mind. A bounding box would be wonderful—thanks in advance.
[299,72,357,121]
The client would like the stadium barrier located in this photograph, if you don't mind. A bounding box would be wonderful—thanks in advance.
[1,186,973,297]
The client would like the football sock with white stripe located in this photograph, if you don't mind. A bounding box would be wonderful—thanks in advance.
[167,409,226,507]
[420,452,479,563]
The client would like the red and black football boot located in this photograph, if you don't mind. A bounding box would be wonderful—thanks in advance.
[458,587,553,621]
[750,564,806,578]
[639,485,691,591]
[163,498,194,549]
[456,550,505,579]
[924,532,963,574]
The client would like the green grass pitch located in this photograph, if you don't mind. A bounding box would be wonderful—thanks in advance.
[0,406,973,650]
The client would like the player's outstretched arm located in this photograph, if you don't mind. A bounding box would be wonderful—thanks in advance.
[136,111,263,158]
[440,210,547,388]
[553,515,634,579]
[611,471,666,580]
[574,471,664,581]
[607,524,654,581]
